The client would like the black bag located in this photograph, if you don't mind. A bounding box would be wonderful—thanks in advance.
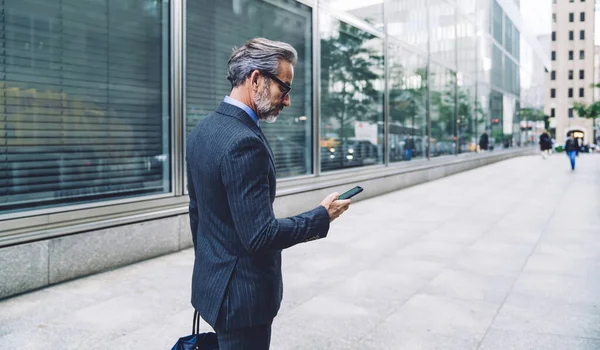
[171,311,218,350]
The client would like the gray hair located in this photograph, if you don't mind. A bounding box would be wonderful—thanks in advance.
[227,38,298,88]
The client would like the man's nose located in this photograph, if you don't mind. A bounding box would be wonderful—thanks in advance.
[282,94,291,107]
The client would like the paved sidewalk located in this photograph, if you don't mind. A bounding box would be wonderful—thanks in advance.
[1,154,599,349]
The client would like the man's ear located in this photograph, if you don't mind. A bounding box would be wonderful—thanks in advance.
[250,70,261,91]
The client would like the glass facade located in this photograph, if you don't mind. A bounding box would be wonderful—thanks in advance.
[0,0,171,214]
[429,64,457,156]
[388,40,427,162]
[319,13,384,171]
[0,0,549,218]
[185,0,313,179]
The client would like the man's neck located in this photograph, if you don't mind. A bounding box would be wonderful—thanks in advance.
[229,87,257,114]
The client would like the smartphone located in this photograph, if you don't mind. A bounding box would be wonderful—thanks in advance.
[337,186,363,200]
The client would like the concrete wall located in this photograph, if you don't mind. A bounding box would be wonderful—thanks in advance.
[0,149,535,300]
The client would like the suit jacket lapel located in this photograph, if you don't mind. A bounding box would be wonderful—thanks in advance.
[215,102,276,171]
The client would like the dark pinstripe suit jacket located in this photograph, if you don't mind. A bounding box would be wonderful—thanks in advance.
[186,102,331,331]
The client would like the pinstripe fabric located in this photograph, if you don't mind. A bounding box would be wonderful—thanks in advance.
[186,102,331,331]
[216,322,272,350]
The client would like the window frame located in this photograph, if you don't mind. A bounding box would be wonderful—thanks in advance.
[0,0,177,220]
[0,0,181,245]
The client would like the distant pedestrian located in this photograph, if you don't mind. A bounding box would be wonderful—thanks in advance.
[539,130,552,159]
[404,136,415,161]
[479,132,489,151]
[564,132,579,170]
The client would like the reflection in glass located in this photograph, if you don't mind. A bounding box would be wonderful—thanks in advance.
[322,0,384,30]
[477,83,492,150]
[457,77,478,153]
[320,15,384,171]
[429,64,457,157]
[1,0,170,214]
[457,14,478,78]
[492,0,503,43]
[489,89,504,150]
[429,0,457,69]
[386,0,429,52]
[388,42,427,162]
[186,0,313,178]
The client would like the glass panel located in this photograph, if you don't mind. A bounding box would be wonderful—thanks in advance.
[388,42,427,162]
[504,55,513,92]
[429,64,457,157]
[491,44,503,90]
[320,14,384,171]
[477,83,493,151]
[504,15,513,55]
[478,37,493,85]
[1,0,171,214]
[513,23,519,61]
[387,0,429,52]
[457,14,477,78]
[489,89,504,149]
[322,0,384,31]
[185,0,313,178]
[457,76,477,153]
[492,0,503,44]
[429,0,457,69]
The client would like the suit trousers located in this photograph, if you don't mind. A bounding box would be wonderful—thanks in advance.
[215,323,272,350]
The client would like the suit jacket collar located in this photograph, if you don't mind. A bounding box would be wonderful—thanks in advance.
[215,102,276,170]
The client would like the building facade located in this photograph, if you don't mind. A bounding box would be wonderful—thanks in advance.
[0,0,549,297]
[545,0,595,144]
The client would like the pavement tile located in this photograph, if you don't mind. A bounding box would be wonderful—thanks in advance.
[479,329,600,350]
[1,155,599,349]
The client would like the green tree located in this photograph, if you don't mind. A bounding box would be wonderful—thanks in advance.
[573,101,600,123]
[430,79,455,142]
[389,67,427,131]
[456,86,475,151]
[320,22,384,139]
[572,83,600,141]
[519,107,546,122]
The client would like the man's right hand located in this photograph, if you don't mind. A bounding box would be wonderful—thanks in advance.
[320,192,351,222]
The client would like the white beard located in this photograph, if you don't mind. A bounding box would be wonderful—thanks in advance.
[262,115,278,124]
[254,84,280,124]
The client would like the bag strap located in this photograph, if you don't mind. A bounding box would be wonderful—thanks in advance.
[193,310,201,350]
[193,310,201,335]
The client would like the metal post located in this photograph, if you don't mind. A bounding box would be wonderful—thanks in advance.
[383,0,390,166]
[454,6,459,155]
[313,1,321,176]
[425,0,431,160]
[172,0,184,195]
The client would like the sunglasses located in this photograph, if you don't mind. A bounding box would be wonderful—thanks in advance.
[261,71,292,98]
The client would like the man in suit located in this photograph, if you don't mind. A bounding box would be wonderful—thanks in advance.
[186,38,352,349]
